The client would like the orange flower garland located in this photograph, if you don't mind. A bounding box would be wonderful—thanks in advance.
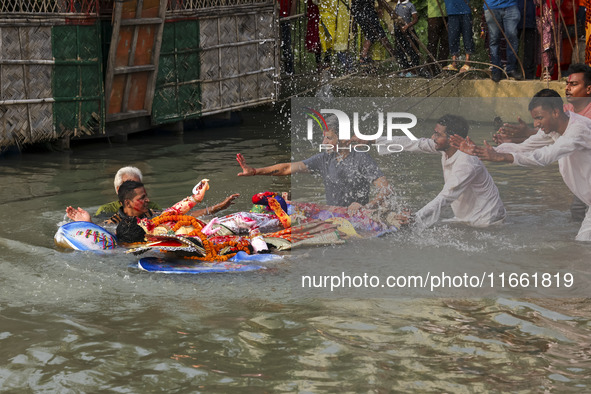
[150,213,251,262]
[151,213,206,230]
[181,227,250,262]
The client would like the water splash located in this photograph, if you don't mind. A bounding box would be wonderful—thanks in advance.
[315,69,333,99]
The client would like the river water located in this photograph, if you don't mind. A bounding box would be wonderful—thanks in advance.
[1,105,591,392]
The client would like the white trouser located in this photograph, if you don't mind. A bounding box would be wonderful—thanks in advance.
[575,205,591,241]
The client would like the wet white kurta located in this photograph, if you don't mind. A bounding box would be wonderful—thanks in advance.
[377,136,506,228]
[496,111,591,241]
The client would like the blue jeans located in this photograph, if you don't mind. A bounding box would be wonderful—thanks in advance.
[447,13,474,57]
[484,6,520,73]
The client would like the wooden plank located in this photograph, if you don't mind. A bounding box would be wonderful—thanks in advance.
[143,0,168,115]
[0,59,55,65]
[199,38,274,51]
[0,16,94,26]
[199,98,276,116]
[113,64,156,74]
[121,0,144,112]
[120,17,163,26]
[115,65,155,74]
[235,16,242,103]
[17,27,34,140]
[217,18,222,115]
[254,13,260,102]
[106,109,149,122]
[154,67,275,88]
[0,98,55,105]
[104,0,123,115]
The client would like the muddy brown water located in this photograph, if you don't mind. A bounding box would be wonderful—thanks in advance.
[1,108,591,392]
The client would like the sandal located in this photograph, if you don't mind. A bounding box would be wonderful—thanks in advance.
[459,64,472,73]
[443,64,458,71]
[359,56,373,65]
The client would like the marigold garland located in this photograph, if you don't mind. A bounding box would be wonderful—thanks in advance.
[149,213,254,262]
[181,230,250,261]
[151,213,206,230]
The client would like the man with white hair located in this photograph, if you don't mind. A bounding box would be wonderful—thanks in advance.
[95,166,161,216]
[68,166,240,224]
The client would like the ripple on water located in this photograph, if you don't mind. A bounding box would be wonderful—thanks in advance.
[1,112,591,391]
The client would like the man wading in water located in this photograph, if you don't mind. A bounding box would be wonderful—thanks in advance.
[452,89,591,241]
[366,114,506,228]
[236,115,392,217]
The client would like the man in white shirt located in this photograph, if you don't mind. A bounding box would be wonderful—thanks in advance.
[451,89,591,241]
[375,114,506,228]
[493,64,591,221]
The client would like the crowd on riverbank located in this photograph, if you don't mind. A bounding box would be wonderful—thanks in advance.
[279,0,587,81]
[62,65,591,247]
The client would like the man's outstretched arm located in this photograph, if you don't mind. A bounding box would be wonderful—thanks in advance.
[493,116,537,145]
[449,135,515,163]
[236,153,309,176]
